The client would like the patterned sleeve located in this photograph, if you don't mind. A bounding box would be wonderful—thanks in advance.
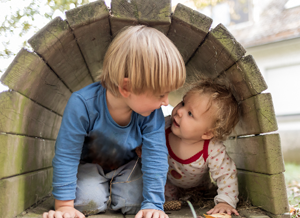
[206,142,239,208]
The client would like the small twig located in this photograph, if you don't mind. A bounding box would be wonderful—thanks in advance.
[187,200,198,218]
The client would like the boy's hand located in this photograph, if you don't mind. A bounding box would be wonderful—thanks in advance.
[135,209,168,218]
[43,207,85,218]
[207,202,239,215]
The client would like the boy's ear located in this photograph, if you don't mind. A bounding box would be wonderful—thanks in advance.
[202,131,214,140]
[118,78,131,98]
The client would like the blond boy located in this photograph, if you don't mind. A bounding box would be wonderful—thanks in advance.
[43,25,186,218]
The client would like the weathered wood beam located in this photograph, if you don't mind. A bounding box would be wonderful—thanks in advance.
[238,170,289,215]
[224,55,268,102]
[0,134,55,179]
[167,3,212,63]
[232,93,278,136]
[265,211,291,218]
[238,209,270,218]
[186,24,246,83]
[0,91,61,140]
[16,196,54,217]
[167,4,212,106]
[224,134,284,175]
[28,17,93,92]
[66,1,111,81]
[1,48,71,115]
[110,0,171,36]
[0,168,52,218]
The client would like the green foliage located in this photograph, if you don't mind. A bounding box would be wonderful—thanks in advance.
[46,0,90,11]
[284,163,300,206]
[192,0,225,9]
[0,0,91,61]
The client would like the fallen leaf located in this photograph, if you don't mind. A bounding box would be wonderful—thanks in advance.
[204,213,231,218]
[290,207,296,214]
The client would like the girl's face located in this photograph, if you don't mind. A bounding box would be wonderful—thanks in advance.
[171,92,216,143]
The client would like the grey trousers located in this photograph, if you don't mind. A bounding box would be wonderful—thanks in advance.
[74,159,143,215]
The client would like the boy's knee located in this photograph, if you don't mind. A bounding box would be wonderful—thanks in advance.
[75,199,107,215]
[110,195,142,215]
[75,178,109,215]
[121,205,141,215]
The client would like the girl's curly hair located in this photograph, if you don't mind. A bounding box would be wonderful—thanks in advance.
[187,78,240,142]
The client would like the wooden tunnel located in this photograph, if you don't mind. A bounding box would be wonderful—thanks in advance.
[0,0,289,217]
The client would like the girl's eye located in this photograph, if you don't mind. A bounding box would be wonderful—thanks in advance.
[188,111,193,117]
[160,95,165,98]
[181,101,185,106]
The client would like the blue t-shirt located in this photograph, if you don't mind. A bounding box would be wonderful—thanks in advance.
[52,82,168,211]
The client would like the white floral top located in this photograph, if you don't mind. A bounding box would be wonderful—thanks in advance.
[165,116,239,208]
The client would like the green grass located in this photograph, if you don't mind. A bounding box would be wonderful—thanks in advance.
[284,163,300,206]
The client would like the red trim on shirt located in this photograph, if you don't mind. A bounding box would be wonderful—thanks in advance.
[202,140,209,162]
[165,127,210,164]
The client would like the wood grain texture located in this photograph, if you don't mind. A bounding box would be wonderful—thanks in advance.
[224,55,268,102]
[110,0,171,36]
[125,206,239,218]
[167,3,212,63]
[16,196,54,217]
[238,170,289,215]
[232,93,278,136]
[1,48,71,115]
[66,1,111,80]
[28,17,93,92]
[224,134,285,174]
[0,134,55,179]
[0,91,62,140]
[238,209,270,218]
[0,168,52,218]
[185,23,246,83]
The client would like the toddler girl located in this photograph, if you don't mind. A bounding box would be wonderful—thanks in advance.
[164,79,240,215]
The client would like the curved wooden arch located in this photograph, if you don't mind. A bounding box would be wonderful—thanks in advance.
[0,1,288,217]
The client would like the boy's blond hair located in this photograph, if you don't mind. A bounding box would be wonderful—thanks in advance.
[188,79,239,142]
[98,25,186,96]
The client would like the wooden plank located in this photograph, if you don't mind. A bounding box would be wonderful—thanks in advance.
[110,0,171,36]
[125,206,216,218]
[110,0,138,36]
[238,208,270,218]
[18,199,125,218]
[238,170,289,215]
[1,48,71,115]
[87,210,124,218]
[0,91,62,140]
[185,23,246,83]
[167,3,212,63]
[28,17,93,92]
[0,134,55,179]
[16,196,54,218]
[0,168,53,218]
[224,55,268,102]
[265,212,291,218]
[224,134,285,175]
[232,93,278,136]
[66,1,111,81]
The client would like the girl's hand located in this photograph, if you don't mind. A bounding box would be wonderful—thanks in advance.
[206,202,239,215]
[43,206,85,218]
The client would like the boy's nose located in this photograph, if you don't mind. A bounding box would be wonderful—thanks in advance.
[161,96,169,106]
